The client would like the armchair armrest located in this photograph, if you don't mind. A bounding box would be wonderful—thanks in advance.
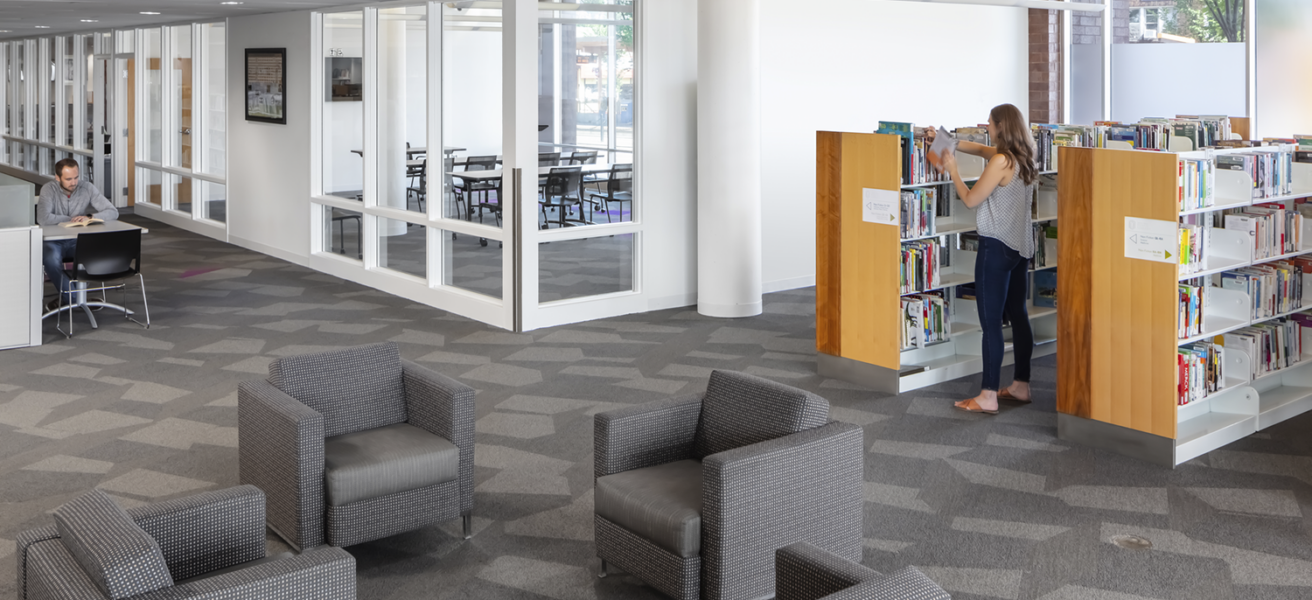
[15,525,59,600]
[127,486,266,582]
[775,542,882,600]
[237,380,325,550]
[593,393,703,479]
[134,548,356,600]
[702,422,865,600]
[401,360,476,515]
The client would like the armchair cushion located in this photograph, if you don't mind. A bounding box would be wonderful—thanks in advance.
[174,552,295,585]
[323,422,460,506]
[595,459,703,559]
[268,342,407,437]
[52,489,174,599]
[693,370,829,459]
[855,567,951,600]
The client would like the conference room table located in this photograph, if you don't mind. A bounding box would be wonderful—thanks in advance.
[40,220,149,329]
[445,163,613,183]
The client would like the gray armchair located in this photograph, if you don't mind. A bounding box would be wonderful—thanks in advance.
[238,342,474,549]
[593,370,865,600]
[15,486,355,600]
[776,542,949,600]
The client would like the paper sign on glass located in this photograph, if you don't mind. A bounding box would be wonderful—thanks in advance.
[1124,216,1178,264]
[862,188,899,226]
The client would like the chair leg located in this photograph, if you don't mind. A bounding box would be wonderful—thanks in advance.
[598,559,608,579]
[128,273,150,329]
[463,514,472,540]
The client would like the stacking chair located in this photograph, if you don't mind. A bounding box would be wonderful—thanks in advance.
[15,486,356,600]
[238,342,475,550]
[455,155,500,223]
[539,166,585,228]
[588,163,633,223]
[406,158,429,213]
[775,543,949,600]
[593,370,864,600]
[330,208,362,259]
[568,150,598,165]
[538,152,562,167]
[57,229,150,338]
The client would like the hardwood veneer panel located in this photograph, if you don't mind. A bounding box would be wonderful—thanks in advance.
[816,132,843,355]
[836,133,901,368]
[1057,147,1094,418]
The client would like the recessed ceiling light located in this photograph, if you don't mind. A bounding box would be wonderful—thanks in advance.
[80,19,99,23]
[34,25,50,29]
[221,1,244,4]
[140,11,161,15]
[0,30,11,33]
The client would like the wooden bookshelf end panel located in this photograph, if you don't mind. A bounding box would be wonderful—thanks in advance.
[1057,147,1094,419]
[816,131,843,356]
[1063,147,1179,440]
[837,133,902,368]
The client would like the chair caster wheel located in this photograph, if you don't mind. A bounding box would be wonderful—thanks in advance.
[480,238,488,247]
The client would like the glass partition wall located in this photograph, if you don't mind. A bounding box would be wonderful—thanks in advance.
[134,22,227,229]
[2,35,96,186]
[310,0,641,331]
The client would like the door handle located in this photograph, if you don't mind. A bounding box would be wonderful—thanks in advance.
[179,128,192,135]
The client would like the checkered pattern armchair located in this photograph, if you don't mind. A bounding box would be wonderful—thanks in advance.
[238,342,475,549]
[15,486,355,600]
[593,370,865,600]
[776,542,949,600]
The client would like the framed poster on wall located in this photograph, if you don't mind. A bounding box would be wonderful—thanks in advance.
[245,48,286,124]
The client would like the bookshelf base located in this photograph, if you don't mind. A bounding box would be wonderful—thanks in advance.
[1057,413,1176,468]
[817,340,1057,395]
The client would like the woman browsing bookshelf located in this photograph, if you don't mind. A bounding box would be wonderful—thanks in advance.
[928,104,1037,414]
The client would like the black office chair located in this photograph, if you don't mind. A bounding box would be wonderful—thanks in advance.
[57,229,149,338]
[539,166,586,228]
[457,155,500,223]
[588,164,633,223]
[406,158,429,214]
[568,151,598,165]
[330,209,362,259]
[538,152,562,168]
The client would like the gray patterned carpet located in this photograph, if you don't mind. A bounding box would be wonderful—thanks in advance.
[2,215,1311,600]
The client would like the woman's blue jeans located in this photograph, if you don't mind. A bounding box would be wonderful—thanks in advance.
[974,236,1033,391]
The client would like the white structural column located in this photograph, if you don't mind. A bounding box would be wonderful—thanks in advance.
[379,13,408,240]
[697,0,762,318]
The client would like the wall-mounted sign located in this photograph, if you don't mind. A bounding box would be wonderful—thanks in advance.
[245,48,286,125]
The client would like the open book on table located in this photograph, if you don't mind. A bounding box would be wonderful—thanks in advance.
[58,218,104,228]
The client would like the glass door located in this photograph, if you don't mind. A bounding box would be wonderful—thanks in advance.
[91,55,113,197]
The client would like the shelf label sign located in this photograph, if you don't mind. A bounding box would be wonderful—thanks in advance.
[1124,216,1178,264]
[862,188,899,227]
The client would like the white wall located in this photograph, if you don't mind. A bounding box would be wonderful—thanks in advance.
[640,0,698,310]
[227,10,312,261]
[1256,0,1312,138]
[758,0,1029,291]
[1070,43,1104,125]
[1110,42,1245,122]
[443,30,503,156]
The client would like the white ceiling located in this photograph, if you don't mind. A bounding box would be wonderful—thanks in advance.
[0,0,367,41]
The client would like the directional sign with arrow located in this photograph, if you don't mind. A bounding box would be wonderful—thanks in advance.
[862,188,900,228]
[1124,216,1178,265]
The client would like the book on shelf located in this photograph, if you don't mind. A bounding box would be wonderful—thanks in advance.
[1178,341,1224,406]
[900,292,949,350]
[1033,269,1057,308]
[1222,202,1304,260]
[1032,224,1058,270]
[1178,157,1215,211]
[900,188,938,239]
[1215,147,1296,199]
[878,121,949,186]
[955,126,989,146]
[900,239,943,294]
[1178,282,1204,339]
[1224,318,1303,382]
[1216,261,1303,319]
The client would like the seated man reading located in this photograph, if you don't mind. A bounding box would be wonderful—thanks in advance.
[36,158,119,312]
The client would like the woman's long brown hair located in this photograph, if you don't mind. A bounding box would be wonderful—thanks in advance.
[989,103,1037,186]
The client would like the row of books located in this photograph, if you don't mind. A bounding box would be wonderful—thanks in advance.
[877,121,950,186]
[900,292,949,350]
[1222,204,1304,260]
[1216,147,1296,200]
[1179,157,1216,211]
[900,188,939,239]
[1179,283,1205,339]
[1179,218,1209,276]
[1224,317,1304,382]
[1178,341,1224,406]
[900,239,942,295]
[1032,224,1058,270]
[1218,260,1306,320]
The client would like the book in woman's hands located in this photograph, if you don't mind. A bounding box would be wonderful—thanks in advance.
[927,126,957,171]
[59,218,104,228]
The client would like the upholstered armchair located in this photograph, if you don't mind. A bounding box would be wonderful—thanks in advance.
[593,370,865,600]
[775,542,950,600]
[15,486,355,600]
[238,342,475,549]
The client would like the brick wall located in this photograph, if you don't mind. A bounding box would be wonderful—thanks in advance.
[1029,9,1061,124]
